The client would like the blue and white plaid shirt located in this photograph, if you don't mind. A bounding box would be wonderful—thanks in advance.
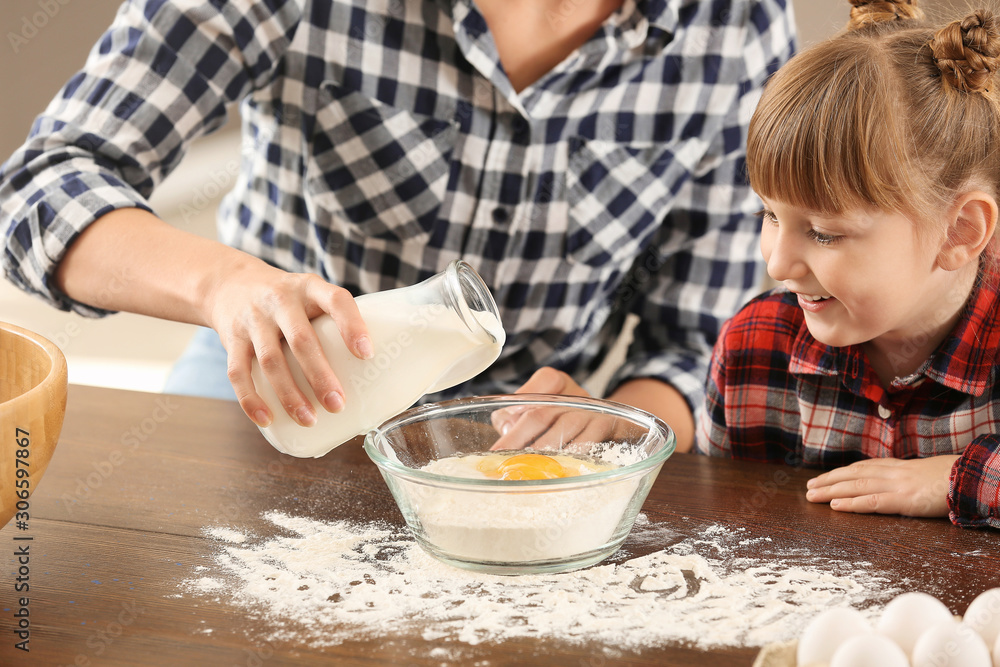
[1,0,795,406]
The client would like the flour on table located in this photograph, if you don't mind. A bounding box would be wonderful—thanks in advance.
[192,577,223,592]
[205,526,248,544]
[182,513,902,651]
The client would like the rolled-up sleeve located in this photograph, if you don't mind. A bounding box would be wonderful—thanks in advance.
[949,435,1000,529]
[0,0,300,315]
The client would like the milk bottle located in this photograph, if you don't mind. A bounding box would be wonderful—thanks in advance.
[251,261,505,457]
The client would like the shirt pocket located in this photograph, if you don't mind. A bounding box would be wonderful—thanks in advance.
[564,136,704,267]
[306,82,458,242]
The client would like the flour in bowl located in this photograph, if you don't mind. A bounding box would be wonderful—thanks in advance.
[410,451,640,563]
[182,512,904,654]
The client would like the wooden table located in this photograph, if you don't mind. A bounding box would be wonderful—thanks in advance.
[1,385,997,666]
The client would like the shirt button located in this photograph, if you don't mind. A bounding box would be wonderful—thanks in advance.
[878,405,891,419]
[491,207,510,223]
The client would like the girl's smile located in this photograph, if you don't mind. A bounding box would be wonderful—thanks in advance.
[795,293,834,312]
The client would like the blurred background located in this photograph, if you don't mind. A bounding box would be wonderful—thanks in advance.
[0,0,962,393]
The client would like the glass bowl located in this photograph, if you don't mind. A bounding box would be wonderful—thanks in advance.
[363,394,675,575]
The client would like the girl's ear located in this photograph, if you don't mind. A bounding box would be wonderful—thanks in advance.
[937,191,998,271]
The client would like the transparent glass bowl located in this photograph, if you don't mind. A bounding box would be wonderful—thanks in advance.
[363,394,675,575]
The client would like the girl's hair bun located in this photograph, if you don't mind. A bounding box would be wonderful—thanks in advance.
[847,0,924,30]
[930,10,1000,94]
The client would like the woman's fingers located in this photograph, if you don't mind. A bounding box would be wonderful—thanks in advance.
[828,493,900,514]
[309,278,374,361]
[489,407,617,452]
[492,367,590,435]
[490,407,564,450]
[251,319,316,427]
[211,267,375,427]
[524,410,590,451]
[807,479,910,516]
[514,366,589,396]
[277,290,348,414]
[565,415,618,451]
[807,458,900,488]
[807,477,887,503]
[226,334,273,427]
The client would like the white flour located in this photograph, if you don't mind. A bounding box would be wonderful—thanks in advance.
[413,484,636,562]
[403,443,653,563]
[408,456,640,563]
[206,526,247,544]
[182,512,905,653]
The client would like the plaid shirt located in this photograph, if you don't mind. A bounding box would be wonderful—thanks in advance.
[1,0,795,407]
[697,279,1000,529]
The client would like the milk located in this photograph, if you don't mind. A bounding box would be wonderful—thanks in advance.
[251,262,505,457]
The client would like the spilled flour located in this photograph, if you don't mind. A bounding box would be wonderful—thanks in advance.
[184,513,903,651]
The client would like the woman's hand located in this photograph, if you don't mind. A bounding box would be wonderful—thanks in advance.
[805,456,960,518]
[489,367,607,451]
[203,255,373,429]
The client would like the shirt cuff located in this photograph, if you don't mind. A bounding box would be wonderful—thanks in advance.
[2,169,154,318]
[948,435,1000,529]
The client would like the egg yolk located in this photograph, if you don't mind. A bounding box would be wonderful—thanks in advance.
[476,453,573,480]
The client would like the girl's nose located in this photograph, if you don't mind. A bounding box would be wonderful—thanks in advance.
[761,226,807,283]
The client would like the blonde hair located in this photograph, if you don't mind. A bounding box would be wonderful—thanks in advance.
[747,1,1000,232]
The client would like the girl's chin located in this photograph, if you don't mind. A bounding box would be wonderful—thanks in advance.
[802,320,862,349]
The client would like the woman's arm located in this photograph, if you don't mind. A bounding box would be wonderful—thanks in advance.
[607,378,694,453]
[54,207,372,428]
[0,0,375,426]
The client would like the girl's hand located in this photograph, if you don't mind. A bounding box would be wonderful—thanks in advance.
[805,456,960,518]
[203,257,373,429]
[489,367,604,451]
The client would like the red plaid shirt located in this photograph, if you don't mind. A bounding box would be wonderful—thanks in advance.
[697,275,1000,529]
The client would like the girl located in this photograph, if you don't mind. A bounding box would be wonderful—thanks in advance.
[696,0,1000,529]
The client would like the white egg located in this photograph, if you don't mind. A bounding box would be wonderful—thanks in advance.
[964,588,1000,649]
[829,634,909,667]
[877,591,955,657]
[796,607,872,666]
[912,620,992,667]
[993,632,1000,667]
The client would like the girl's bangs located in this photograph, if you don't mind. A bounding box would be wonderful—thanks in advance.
[747,50,913,216]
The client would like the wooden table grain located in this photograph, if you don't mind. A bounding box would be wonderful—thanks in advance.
[1,385,998,666]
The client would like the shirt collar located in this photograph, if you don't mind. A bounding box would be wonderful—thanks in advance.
[578,0,679,52]
[443,0,680,112]
[924,270,1000,395]
[787,270,1000,397]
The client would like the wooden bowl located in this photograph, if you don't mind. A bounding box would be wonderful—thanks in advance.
[0,321,67,529]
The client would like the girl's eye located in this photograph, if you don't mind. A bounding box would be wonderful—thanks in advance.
[806,229,841,246]
[757,208,842,245]
[757,209,778,224]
